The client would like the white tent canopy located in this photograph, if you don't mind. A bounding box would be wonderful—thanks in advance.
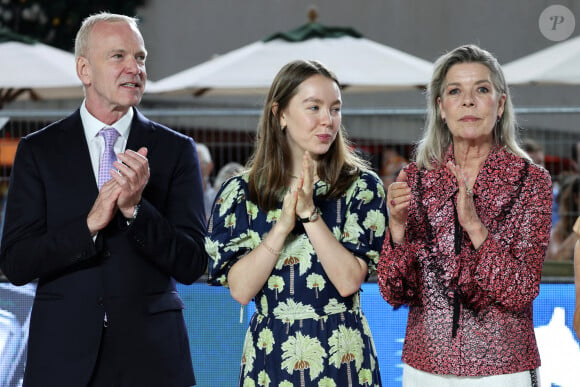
[503,35,580,85]
[0,29,84,106]
[148,22,433,96]
[0,42,80,91]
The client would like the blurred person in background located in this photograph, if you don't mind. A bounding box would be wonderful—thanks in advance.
[521,138,545,168]
[196,143,215,218]
[0,13,207,386]
[378,44,552,387]
[571,142,580,172]
[380,147,409,189]
[546,175,580,261]
[212,161,243,192]
[206,59,386,386]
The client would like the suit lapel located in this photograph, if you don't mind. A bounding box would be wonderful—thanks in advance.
[57,110,100,197]
[126,108,157,154]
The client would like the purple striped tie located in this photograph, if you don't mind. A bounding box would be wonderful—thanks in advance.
[97,128,120,189]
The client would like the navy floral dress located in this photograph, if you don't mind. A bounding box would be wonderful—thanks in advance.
[206,171,386,386]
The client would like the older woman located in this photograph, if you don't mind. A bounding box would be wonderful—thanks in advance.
[378,45,552,386]
[547,175,580,261]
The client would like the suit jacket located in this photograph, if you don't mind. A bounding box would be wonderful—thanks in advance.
[0,108,208,386]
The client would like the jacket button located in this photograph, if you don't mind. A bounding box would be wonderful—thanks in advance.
[103,250,111,257]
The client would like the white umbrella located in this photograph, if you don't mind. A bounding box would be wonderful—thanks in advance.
[503,35,580,85]
[0,29,83,107]
[148,19,433,96]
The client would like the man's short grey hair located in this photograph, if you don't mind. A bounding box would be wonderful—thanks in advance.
[214,162,244,191]
[74,12,140,59]
[196,143,212,164]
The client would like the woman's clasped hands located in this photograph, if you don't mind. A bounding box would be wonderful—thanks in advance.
[278,152,317,234]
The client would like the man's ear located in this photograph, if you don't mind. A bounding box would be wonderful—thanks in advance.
[76,56,91,86]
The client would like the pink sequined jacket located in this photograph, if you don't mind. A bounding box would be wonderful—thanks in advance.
[378,145,552,376]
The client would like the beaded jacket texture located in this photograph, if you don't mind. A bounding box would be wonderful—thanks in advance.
[378,146,553,376]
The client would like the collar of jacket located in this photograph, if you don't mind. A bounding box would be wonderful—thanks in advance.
[417,145,528,217]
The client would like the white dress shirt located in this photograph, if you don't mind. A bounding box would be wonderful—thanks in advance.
[79,102,134,322]
[80,100,133,187]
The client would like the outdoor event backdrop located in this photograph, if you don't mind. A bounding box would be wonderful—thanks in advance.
[1,281,579,386]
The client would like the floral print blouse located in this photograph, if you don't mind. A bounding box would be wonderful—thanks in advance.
[378,145,552,376]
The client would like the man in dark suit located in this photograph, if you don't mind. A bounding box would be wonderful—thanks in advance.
[0,13,207,387]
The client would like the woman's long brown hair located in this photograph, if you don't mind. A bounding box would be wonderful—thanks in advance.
[247,59,369,211]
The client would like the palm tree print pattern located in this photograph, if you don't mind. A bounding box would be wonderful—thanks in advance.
[206,171,386,386]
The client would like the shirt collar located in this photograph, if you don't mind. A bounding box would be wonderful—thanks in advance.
[80,100,133,139]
